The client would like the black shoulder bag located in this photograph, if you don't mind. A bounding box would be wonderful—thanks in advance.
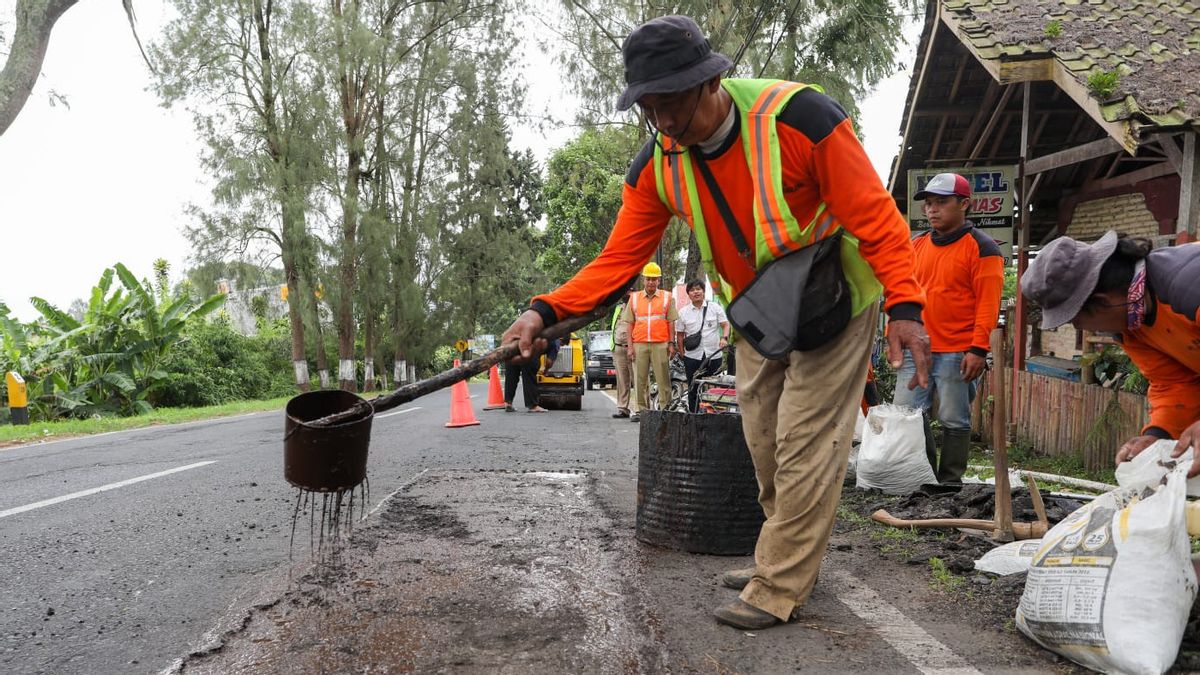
[691,152,852,360]
[682,303,708,351]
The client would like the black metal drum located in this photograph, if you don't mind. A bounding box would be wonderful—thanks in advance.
[636,410,764,555]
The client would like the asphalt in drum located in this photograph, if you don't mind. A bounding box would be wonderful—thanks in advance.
[288,481,369,567]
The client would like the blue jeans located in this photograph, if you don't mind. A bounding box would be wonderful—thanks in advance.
[892,351,975,432]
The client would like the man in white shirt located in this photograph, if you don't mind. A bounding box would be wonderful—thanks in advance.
[675,279,730,411]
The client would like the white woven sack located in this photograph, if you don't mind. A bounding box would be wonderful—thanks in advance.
[1016,449,1196,674]
[855,404,936,495]
[1115,439,1200,497]
[974,539,1043,576]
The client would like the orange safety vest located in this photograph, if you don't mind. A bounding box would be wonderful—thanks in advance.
[629,291,671,344]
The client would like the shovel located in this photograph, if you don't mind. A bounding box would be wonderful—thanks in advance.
[283,306,610,492]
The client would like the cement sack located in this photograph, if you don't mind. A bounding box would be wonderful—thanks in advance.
[1115,439,1200,497]
[855,405,936,495]
[974,539,1043,576]
[1015,451,1196,674]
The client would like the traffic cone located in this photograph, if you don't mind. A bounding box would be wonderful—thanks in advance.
[483,364,506,410]
[445,363,481,427]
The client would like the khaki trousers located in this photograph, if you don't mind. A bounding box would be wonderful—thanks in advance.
[633,342,670,411]
[736,301,878,621]
[613,344,634,412]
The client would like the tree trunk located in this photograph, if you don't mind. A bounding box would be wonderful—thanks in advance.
[282,254,310,392]
[251,0,311,392]
[684,230,703,286]
[337,150,362,391]
[0,0,78,136]
[301,263,331,388]
[363,309,375,392]
[392,40,432,389]
[332,0,365,392]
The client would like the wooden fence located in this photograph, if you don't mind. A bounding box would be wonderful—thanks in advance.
[973,369,1148,472]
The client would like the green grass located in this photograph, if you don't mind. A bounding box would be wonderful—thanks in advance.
[0,396,294,447]
[968,442,1116,488]
[929,557,964,593]
[837,503,873,527]
[870,524,922,556]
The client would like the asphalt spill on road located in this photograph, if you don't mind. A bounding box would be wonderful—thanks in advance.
[176,470,667,673]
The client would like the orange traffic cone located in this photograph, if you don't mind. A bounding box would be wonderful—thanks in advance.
[445,363,481,427]
[483,364,506,410]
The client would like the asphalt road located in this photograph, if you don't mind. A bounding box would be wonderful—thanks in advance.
[0,384,639,674]
[0,383,1060,674]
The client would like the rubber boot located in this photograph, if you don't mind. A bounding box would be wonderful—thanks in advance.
[922,412,938,475]
[937,429,972,485]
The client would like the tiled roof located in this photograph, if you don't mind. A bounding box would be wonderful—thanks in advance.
[941,0,1200,128]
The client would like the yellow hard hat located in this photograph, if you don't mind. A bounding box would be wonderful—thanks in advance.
[642,262,662,278]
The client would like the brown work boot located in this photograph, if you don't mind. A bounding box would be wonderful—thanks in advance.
[713,599,780,630]
[720,566,755,590]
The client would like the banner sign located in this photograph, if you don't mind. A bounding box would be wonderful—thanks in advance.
[907,166,1016,230]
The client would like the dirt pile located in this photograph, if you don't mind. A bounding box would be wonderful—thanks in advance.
[875,484,1085,525]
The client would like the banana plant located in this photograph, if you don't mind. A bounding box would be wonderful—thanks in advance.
[7,263,226,420]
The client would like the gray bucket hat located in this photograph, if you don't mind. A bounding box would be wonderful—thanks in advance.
[616,15,733,111]
[1020,230,1120,329]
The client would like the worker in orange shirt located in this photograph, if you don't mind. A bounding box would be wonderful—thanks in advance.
[501,15,931,630]
[1022,231,1200,473]
[620,262,678,420]
[893,173,1004,486]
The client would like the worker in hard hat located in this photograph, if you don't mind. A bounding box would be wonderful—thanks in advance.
[617,262,678,420]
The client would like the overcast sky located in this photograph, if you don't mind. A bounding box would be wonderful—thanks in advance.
[0,1,917,321]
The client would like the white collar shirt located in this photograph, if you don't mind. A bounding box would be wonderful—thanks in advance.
[675,301,727,359]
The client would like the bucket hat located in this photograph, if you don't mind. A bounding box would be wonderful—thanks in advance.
[616,15,733,111]
[1020,230,1120,329]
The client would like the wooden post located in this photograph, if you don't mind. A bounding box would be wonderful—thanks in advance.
[1179,132,1199,241]
[1012,82,1031,422]
[991,327,1014,541]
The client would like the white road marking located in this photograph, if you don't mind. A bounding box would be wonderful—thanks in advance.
[0,461,218,520]
[827,569,982,675]
[600,390,618,406]
[362,468,431,521]
[376,406,422,419]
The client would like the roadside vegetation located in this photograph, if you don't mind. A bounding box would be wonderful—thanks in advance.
[0,396,292,447]
[0,262,298,425]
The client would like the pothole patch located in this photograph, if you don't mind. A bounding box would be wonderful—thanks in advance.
[175,470,664,673]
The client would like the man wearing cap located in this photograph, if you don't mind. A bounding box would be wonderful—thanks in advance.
[894,173,1004,486]
[1021,231,1200,474]
[501,15,931,629]
[620,263,678,420]
[609,288,636,419]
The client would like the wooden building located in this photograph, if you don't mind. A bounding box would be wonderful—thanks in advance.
[889,0,1199,361]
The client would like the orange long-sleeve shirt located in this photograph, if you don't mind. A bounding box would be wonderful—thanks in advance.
[530,86,925,327]
[1124,243,1200,439]
[910,225,1005,354]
